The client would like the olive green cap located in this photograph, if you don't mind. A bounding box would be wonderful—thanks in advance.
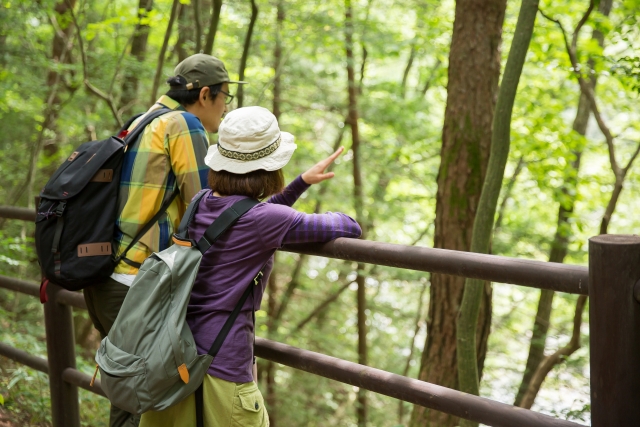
[172,54,246,89]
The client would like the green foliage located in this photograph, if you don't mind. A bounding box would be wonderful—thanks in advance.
[0,0,638,425]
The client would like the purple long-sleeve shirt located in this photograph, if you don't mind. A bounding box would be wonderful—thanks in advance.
[186,175,361,382]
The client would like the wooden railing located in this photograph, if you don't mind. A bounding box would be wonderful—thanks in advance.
[1,204,638,427]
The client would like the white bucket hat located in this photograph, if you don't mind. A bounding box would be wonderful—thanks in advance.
[204,106,296,174]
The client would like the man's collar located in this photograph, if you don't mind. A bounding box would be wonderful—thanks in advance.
[154,95,185,111]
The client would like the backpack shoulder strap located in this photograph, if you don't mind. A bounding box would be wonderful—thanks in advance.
[175,190,210,239]
[114,190,180,267]
[195,198,259,254]
[122,108,173,148]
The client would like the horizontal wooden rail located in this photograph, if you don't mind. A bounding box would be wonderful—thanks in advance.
[62,368,106,398]
[0,275,39,298]
[0,342,106,398]
[0,342,49,374]
[0,333,583,427]
[0,275,584,427]
[255,338,583,427]
[283,239,588,294]
[0,205,589,294]
[0,205,37,222]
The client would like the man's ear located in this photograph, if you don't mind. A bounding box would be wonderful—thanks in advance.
[199,86,211,105]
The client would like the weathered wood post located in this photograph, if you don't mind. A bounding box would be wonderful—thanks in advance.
[44,283,80,427]
[589,234,640,426]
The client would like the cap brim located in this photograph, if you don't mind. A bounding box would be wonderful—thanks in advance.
[205,132,296,174]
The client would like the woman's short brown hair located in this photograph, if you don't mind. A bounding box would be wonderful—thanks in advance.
[208,169,284,200]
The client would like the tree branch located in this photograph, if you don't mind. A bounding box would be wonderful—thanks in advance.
[539,2,620,177]
[66,2,123,127]
[518,295,587,409]
[397,279,428,424]
[495,155,526,231]
[286,277,351,337]
[421,59,442,96]
[272,254,307,325]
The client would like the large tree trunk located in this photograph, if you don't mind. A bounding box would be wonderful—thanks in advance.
[514,0,612,407]
[120,0,153,115]
[409,1,506,426]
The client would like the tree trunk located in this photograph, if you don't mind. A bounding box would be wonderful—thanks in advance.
[150,0,181,104]
[174,2,193,62]
[514,0,612,407]
[203,0,223,55]
[409,1,506,426]
[345,1,368,425]
[457,3,538,417]
[40,0,77,160]
[398,280,428,424]
[514,147,584,406]
[120,0,153,115]
[236,0,258,108]
[193,0,203,53]
[273,0,285,120]
[28,0,77,208]
[264,258,278,426]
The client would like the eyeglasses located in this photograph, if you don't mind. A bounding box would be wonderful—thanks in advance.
[219,90,234,105]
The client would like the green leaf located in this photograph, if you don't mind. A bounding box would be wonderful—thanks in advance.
[0,393,4,405]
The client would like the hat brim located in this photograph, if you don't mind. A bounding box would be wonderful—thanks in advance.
[205,132,296,174]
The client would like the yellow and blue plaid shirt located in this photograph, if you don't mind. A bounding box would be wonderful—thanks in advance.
[113,95,209,274]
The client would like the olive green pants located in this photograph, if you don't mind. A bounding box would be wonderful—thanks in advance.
[84,277,140,427]
[140,375,269,427]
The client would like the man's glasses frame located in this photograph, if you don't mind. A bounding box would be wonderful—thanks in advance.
[220,90,234,105]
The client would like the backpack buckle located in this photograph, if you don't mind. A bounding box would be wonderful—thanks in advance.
[54,201,66,217]
[254,271,263,286]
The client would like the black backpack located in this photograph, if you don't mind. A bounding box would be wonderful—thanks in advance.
[35,109,176,293]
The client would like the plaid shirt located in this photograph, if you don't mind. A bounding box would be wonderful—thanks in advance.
[114,95,209,274]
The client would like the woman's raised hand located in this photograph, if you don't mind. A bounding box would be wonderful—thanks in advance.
[301,147,344,185]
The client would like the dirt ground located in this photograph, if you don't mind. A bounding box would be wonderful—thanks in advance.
[0,407,14,427]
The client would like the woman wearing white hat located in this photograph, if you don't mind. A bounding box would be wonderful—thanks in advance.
[139,106,362,427]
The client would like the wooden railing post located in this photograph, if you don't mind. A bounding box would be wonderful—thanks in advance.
[43,283,80,427]
[589,235,640,426]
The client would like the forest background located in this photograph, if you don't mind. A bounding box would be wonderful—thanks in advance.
[0,0,638,426]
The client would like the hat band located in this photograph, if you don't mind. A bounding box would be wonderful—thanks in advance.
[217,136,281,162]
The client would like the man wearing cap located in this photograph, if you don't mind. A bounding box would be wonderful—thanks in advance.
[83,54,245,427]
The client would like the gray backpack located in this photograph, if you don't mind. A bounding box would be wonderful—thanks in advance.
[95,192,260,415]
